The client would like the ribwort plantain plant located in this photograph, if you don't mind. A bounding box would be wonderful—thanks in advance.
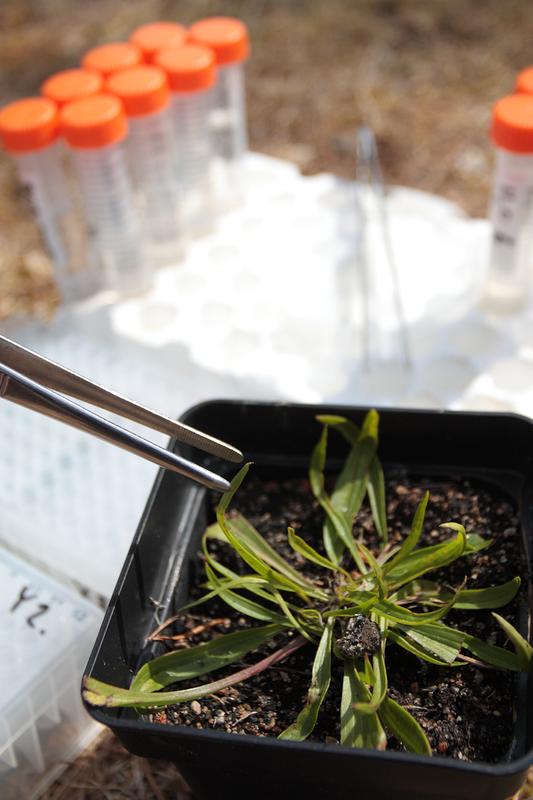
[84,410,532,755]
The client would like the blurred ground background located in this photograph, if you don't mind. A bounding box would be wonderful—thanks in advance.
[2,0,533,796]
[2,0,533,322]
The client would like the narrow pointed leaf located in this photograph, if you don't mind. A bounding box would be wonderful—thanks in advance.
[217,465,327,600]
[287,527,346,574]
[385,492,429,575]
[224,513,318,591]
[132,623,285,692]
[366,457,388,543]
[183,569,275,612]
[385,529,466,588]
[464,534,492,554]
[493,613,533,670]
[315,415,360,440]
[357,541,386,597]
[318,414,388,544]
[463,632,525,672]
[387,629,459,666]
[324,598,379,618]
[354,648,388,714]
[452,577,521,610]
[309,426,365,571]
[332,433,377,511]
[326,416,377,560]
[378,696,432,756]
[310,425,348,565]
[202,534,285,606]
[278,619,334,740]
[340,662,386,749]
[391,622,464,664]
[374,584,462,627]
[85,635,306,709]
[390,579,441,603]
[204,563,287,624]
[272,588,315,642]
[209,584,287,624]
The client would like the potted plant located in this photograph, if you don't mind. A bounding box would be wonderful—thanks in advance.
[82,401,533,800]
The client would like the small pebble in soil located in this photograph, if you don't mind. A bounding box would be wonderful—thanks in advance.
[336,615,381,660]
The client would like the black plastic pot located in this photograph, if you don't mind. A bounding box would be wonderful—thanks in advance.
[83,401,533,800]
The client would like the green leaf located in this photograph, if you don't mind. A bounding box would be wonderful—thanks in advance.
[493,613,533,670]
[326,416,377,561]
[463,632,525,672]
[340,662,386,749]
[223,513,318,592]
[309,426,366,571]
[331,436,377,529]
[390,622,464,665]
[278,619,334,740]
[366,457,388,543]
[85,634,306,709]
[204,565,288,624]
[131,624,284,692]
[378,695,432,756]
[385,528,466,588]
[201,533,284,607]
[452,577,521,610]
[357,541,386,598]
[374,585,462,627]
[315,415,360,440]
[387,629,459,666]
[287,527,348,575]
[385,492,429,574]
[318,414,388,543]
[217,465,327,601]
[441,527,490,554]
[464,534,492,554]
[184,570,275,612]
[354,647,388,714]
[324,599,379,618]
[271,588,315,642]
[389,579,441,603]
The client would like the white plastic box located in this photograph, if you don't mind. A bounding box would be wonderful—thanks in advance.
[0,549,103,799]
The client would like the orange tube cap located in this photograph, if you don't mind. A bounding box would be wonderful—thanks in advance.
[106,65,170,116]
[516,67,533,96]
[155,44,215,92]
[42,68,103,107]
[0,97,58,153]
[61,93,127,149]
[130,21,187,62]
[188,17,249,65]
[491,94,533,154]
[82,42,143,77]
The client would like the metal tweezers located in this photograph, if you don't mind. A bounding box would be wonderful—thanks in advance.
[0,334,243,492]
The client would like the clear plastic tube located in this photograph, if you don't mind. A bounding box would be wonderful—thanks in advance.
[484,149,533,311]
[69,142,150,296]
[127,110,182,264]
[170,91,214,239]
[14,142,98,303]
[210,63,247,209]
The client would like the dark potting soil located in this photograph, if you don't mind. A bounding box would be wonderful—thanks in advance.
[150,470,527,764]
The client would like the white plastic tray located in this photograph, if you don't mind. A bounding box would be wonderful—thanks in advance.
[0,548,103,799]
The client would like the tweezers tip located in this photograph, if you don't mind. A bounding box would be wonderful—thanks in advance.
[209,475,231,493]
[226,447,244,463]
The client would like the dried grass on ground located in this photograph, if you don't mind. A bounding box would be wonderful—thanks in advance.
[1,0,533,320]
[2,0,533,796]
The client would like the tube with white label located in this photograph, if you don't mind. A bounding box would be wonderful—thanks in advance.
[485,94,533,311]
